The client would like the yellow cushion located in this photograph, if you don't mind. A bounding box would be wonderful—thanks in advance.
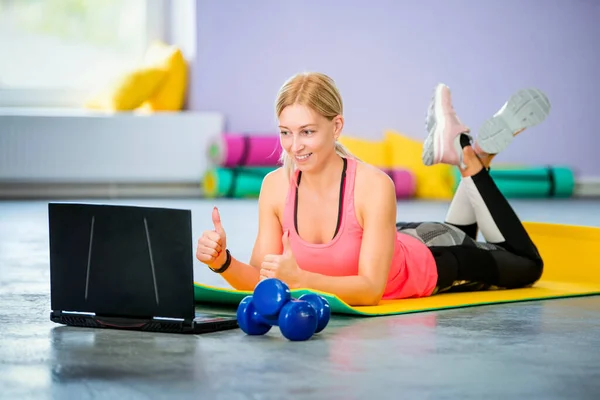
[139,41,188,111]
[338,135,391,169]
[84,67,167,111]
[384,130,455,200]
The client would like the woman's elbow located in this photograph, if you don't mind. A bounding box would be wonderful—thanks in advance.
[354,284,384,306]
[352,294,382,307]
[361,297,382,307]
[367,291,385,306]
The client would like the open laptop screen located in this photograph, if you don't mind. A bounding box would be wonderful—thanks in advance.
[48,203,196,321]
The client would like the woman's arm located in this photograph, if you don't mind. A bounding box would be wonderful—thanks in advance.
[215,255,260,291]
[218,170,286,291]
[296,169,398,306]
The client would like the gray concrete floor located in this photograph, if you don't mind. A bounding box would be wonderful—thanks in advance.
[1,198,600,399]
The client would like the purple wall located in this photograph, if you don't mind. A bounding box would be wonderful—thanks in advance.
[190,0,600,176]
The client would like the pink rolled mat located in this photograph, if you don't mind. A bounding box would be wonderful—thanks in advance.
[385,168,416,199]
[208,133,282,167]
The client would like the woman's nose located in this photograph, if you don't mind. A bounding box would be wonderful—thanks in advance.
[291,135,303,152]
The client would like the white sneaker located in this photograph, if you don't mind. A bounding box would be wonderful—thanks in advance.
[475,88,551,155]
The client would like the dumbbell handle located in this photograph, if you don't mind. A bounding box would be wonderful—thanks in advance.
[251,298,305,327]
[251,311,280,327]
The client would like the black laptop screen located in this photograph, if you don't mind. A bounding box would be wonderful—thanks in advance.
[48,203,196,320]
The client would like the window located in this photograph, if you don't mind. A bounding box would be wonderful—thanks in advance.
[0,0,166,107]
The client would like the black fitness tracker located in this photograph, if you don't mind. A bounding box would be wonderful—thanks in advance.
[209,249,232,273]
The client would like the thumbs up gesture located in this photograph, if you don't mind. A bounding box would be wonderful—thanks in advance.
[196,207,228,269]
[260,230,302,288]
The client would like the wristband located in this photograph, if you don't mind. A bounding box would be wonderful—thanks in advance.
[209,249,231,273]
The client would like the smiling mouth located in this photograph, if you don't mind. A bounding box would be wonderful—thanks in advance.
[295,153,312,160]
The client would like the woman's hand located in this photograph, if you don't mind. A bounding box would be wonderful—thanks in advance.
[260,230,303,288]
[196,207,228,270]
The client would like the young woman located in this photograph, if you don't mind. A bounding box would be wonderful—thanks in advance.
[196,72,551,306]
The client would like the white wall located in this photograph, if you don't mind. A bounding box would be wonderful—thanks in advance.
[0,109,223,198]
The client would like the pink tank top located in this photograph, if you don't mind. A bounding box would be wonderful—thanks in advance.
[282,157,439,300]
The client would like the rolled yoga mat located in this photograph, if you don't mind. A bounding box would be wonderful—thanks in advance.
[384,168,416,199]
[194,222,600,316]
[203,167,276,198]
[452,165,576,198]
[208,133,282,167]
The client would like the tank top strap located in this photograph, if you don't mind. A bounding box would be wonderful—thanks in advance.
[343,157,358,200]
[340,157,359,228]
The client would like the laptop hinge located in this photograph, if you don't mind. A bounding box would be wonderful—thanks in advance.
[54,310,96,317]
[152,316,185,322]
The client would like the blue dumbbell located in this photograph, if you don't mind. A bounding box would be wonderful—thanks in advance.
[236,278,331,341]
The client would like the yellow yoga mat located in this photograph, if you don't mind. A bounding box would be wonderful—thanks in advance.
[194,222,600,316]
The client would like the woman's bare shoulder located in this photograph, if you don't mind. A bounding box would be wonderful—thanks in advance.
[354,160,395,192]
[259,167,291,209]
[261,167,289,191]
[353,160,397,221]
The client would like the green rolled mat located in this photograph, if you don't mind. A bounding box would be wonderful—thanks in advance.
[451,165,576,198]
[202,166,277,198]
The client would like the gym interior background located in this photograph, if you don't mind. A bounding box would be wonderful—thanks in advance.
[1,1,599,399]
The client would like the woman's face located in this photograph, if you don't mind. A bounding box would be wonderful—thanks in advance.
[278,103,343,172]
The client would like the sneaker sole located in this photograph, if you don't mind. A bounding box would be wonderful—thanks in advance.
[477,88,551,154]
[422,84,445,166]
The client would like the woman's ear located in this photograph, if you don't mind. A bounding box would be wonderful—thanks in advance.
[333,115,344,140]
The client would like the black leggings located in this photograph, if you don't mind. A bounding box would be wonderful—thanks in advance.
[397,164,544,294]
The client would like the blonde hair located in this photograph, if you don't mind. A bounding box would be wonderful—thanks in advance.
[275,72,356,179]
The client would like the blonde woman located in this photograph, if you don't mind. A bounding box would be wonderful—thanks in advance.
[196,72,551,306]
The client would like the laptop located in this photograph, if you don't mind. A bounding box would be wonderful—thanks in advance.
[48,202,239,334]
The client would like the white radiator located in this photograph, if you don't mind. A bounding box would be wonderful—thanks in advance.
[0,108,224,198]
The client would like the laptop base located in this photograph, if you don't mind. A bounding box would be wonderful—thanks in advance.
[51,311,239,334]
